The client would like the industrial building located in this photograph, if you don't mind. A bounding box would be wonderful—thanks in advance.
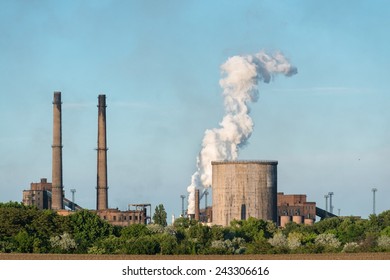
[192,189,321,227]
[189,161,328,227]
[22,178,53,210]
[23,178,82,211]
[22,92,149,226]
[277,192,316,227]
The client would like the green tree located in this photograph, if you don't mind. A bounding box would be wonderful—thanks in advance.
[14,229,34,253]
[229,217,276,242]
[68,210,113,252]
[0,203,69,253]
[313,217,342,234]
[88,235,123,254]
[153,204,167,227]
[121,224,150,239]
[158,233,178,255]
[123,236,160,254]
[188,223,211,253]
[336,217,367,243]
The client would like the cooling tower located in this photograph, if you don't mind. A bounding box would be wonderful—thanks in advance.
[51,92,64,210]
[96,94,108,210]
[212,160,278,226]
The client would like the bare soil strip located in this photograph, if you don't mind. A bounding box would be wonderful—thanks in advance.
[1,252,390,260]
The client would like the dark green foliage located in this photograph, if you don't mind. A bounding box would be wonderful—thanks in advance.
[245,237,273,254]
[173,217,198,228]
[121,224,150,239]
[229,217,276,242]
[336,217,367,243]
[209,225,225,241]
[2,201,390,255]
[123,236,160,254]
[369,211,390,232]
[68,210,113,252]
[0,201,30,209]
[312,217,342,234]
[157,233,178,255]
[0,203,68,253]
[153,204,167,227]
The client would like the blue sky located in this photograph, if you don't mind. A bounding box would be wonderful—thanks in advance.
[0,0,389,220]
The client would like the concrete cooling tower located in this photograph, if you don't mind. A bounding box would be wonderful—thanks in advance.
[211,160,278,226]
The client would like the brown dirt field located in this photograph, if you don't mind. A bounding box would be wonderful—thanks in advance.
[1,252,390,260]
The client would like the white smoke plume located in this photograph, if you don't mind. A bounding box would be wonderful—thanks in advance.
[186,50,297,215]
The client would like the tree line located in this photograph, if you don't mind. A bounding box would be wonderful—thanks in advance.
[1,201,390,255]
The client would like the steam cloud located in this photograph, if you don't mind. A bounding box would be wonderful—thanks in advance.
[186,50,297,215]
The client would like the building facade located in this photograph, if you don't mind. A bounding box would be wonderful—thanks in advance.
[277,192,316,227]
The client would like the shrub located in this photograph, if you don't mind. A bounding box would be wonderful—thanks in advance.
[287,232,302,250]
[268,232,287,248]
[50,232,77,253]
[342,242,360,253]
[314,233,341,252]
[147,224,165,234]
[377,235,390,250]
[209,237,246,254]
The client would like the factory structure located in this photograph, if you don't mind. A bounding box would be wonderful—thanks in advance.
[23,92,150,226]
[190,160,334,227]
[22,92,334,228]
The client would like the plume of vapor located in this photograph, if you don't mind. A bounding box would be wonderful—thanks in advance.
[187,50,297,215]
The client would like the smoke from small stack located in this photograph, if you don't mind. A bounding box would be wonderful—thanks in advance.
[187,50,297,214]
[52,91,64,210]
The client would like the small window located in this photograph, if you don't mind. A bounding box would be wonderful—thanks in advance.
[113,216,116,221]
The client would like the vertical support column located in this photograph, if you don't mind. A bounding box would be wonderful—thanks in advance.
[372,188,377,215]
[52,92,64,210]
[97,94,108,210]
[195,189,200,221]
[180,195,185,217]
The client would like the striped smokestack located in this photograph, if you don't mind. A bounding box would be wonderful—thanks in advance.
[51,91,64,210]
[96,94,108,210]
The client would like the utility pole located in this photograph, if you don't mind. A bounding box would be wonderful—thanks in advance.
[180,195,185,217]
[372,188,377,215]
[324,194,329,213]
[204,189,209,209]
[328,192,334,214]
[70,189,76,211]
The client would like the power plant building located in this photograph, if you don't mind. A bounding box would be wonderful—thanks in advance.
[22,92,149,226]
[22,178,82,211]
[277,192,316,227]
[211,160,278,226]
[22,178,52,210]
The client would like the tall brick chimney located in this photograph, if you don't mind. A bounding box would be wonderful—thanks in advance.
[195,189,200,221]
[52,92,64,210]
[96,94,108,210]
